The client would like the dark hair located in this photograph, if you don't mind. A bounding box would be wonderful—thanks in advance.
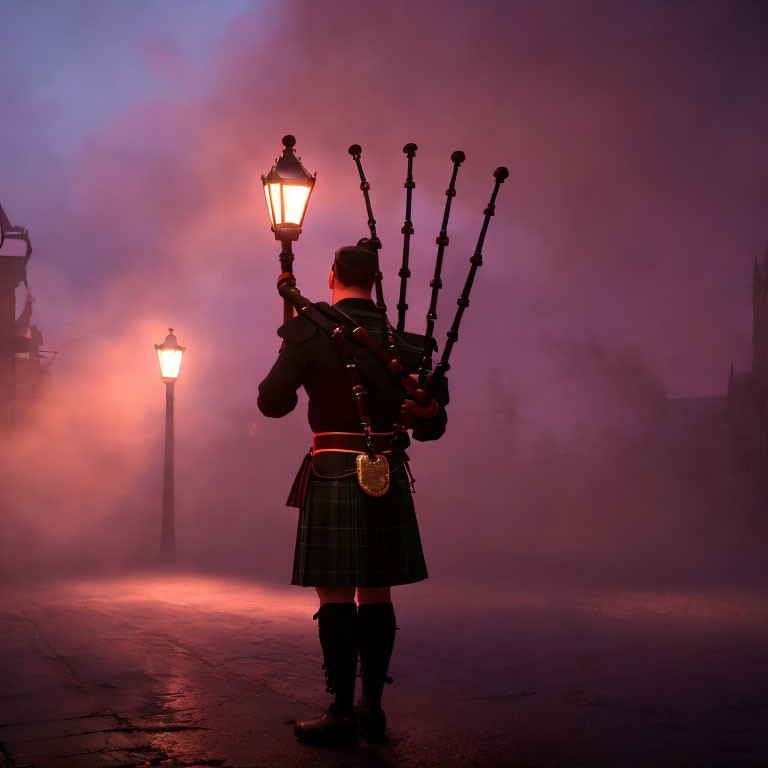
[333,245,376,290]
[332,262,374,290]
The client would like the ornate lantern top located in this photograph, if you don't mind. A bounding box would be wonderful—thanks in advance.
[155,328,186,382]
[261,135,316,241]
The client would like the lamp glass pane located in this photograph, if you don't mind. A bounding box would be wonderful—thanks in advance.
[158,348,183,379]
[282,185,311,225]
[268,183,282,225]
[263,184,274,227]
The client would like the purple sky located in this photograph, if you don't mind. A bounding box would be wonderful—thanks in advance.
[1,1,767,584]
[3,0,766,397]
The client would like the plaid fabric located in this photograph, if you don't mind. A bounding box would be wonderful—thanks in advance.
[291,462,428,587]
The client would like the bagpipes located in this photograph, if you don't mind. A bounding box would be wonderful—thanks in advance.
[268,138,508,494]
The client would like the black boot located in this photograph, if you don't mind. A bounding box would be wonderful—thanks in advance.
[356,602,396,743]
[294,603,359,747]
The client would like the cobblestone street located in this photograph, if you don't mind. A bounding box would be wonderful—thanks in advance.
[1,575,766,768]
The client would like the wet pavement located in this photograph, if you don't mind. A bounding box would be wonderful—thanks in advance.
[0,575,767,767]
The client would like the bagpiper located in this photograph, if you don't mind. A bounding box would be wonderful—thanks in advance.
[257,242,448,746]
[256,137,506,746]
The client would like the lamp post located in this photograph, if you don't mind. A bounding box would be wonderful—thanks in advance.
[261,135,316,324]
[154,328,185,563]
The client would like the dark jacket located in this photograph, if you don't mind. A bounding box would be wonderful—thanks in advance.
[257,298,448,443]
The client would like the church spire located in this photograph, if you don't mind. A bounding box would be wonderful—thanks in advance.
[753,256,762,301]
[762,241,768,274]
[753,248,768,374]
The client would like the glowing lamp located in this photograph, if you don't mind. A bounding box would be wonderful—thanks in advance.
[262,135,316,241]
[155,328,185,382]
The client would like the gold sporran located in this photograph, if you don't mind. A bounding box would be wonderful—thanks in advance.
[355,453,390,497]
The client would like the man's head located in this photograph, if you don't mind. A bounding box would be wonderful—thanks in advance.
[329,244,376,295]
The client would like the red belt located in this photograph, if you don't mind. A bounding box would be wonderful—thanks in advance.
[313,431,395,454]
[287,432,411,509]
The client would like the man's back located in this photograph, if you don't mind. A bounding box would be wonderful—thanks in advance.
[257,297,447,440]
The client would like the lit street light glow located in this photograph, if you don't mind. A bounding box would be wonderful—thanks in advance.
[260,135,316,325]
[261,134,315,242]
[155,328,186,381]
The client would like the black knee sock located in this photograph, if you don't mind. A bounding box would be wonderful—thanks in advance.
[358,602,396,714]
[316,602,358,713]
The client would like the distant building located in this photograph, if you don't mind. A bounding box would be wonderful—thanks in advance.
[0,203,52,425]
[727,253,768,479]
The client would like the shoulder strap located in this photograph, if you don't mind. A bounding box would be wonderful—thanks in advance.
[277,278,430,406]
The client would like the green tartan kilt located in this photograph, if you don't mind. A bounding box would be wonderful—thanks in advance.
[291,461,428,587]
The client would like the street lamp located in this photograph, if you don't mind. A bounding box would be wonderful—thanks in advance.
[154,328,185,563]
[261,135,316,323]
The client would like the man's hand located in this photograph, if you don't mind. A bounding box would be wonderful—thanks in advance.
[402,374,439,418]
[401,397,439,419]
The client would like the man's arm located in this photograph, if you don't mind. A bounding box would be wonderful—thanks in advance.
[257,341,308,418]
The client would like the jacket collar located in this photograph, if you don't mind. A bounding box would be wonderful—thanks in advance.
[332,298,377,311]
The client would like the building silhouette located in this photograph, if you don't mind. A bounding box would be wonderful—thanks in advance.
[727,250,768,479]
[0,203,51,426]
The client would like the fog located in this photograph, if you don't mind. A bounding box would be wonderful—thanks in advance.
[1,0,767,589]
